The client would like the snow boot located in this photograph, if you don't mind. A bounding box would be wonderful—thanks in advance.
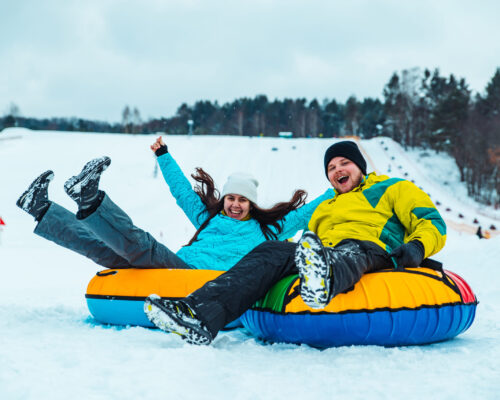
[16,170,54,220]
[144,295,214,345]
[295,231,333,309]
[64,156,110,210]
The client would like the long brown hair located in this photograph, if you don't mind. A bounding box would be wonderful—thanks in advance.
[185,168,308,246]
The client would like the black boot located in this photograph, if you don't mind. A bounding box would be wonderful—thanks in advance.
[64,156,110,211]
[144,295,214,345]
[16,170,54,221]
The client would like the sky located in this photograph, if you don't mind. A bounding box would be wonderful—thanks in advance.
[1,0,500,123]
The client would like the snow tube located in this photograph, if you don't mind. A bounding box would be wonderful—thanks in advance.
[240,267,477,347]
[86,269,240,329]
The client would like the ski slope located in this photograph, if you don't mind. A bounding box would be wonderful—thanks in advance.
[1,128,499,400]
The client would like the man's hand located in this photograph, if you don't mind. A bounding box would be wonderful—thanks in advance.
[389,241,425,268]
[151,136,168,156]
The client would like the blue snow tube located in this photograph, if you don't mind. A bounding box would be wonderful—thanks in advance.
[240,268,477,347]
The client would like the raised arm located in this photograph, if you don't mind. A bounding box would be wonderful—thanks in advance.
[152,136,208,228]
[274,188,335,240]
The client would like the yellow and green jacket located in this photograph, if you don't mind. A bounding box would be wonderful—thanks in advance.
[308,173,446,258]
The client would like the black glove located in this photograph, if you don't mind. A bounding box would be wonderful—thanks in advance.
[155,144,168,157]
[389,241,425,268]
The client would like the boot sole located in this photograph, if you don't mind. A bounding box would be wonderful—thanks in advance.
[295,232,331,309]
[64,157,111,198]
[144,296,213,345]
[16,170,54,211]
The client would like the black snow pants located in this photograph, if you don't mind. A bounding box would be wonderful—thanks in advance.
[34,193,191,269]
[187,239,392,338]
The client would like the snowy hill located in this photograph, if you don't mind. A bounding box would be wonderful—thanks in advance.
[1,128,499,400]
[359,137,499,234]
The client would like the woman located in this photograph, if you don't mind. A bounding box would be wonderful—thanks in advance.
[16,137,333,271]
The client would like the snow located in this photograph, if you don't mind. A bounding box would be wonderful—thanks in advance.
[1,128,499,399]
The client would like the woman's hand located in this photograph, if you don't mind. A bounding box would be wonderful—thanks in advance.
[150,136,166,153]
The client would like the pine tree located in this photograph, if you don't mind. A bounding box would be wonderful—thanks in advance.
[307,99,321,137]
[383,69,422,148]
[484,68,500,116]
[322,99,344,137]
[359,98,385,138]
[344,96,359,136]
[429,74,470,153]
[383,72,404,143]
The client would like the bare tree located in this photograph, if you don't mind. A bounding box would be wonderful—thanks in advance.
[6,102,21,117]
[122,105,131,133]
[132,107,142,133]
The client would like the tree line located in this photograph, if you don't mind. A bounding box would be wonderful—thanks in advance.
[382,67,499,207]
[1,68,499,206]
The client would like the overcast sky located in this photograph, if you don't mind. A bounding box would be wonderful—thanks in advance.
[1,0,499,122]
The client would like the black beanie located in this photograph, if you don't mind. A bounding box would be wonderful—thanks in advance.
[324,141,367,177]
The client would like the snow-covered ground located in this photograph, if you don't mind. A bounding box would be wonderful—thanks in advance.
[1,128,499,400]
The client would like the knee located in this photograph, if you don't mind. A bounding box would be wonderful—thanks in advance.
[250,241,297,269]
[254,240,280,251]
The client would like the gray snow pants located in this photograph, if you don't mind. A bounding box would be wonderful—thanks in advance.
[34,193,192,269]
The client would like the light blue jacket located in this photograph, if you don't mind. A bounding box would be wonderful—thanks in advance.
[158,153,334,270]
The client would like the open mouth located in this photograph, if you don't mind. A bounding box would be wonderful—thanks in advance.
[337,176,349,184]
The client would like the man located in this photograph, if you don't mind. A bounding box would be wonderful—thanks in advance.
[144,141,447,345]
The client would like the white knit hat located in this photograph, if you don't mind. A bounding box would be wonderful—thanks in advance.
[221,172,259,204]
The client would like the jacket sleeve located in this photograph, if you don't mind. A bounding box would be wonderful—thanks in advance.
[391,181,447,258]
[274,188,335,240]
[157,153,208,228]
